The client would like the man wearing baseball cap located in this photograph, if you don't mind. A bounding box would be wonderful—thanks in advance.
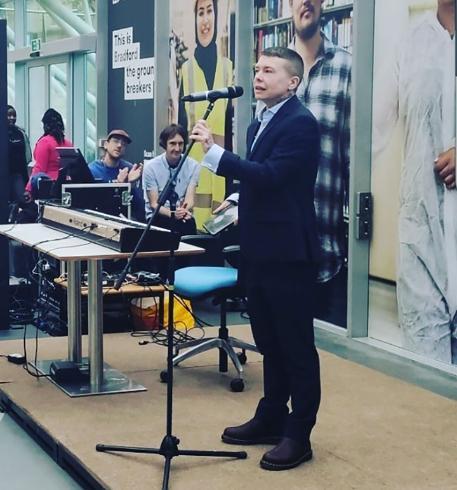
[88,129,142,185]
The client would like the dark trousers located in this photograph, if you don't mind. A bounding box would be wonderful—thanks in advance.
[245,261,321,443]
[9,173,26,203]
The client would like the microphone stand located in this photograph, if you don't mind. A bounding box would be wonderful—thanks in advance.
[95,101,247,490]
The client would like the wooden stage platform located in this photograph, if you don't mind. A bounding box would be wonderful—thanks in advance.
[1,328,456,489]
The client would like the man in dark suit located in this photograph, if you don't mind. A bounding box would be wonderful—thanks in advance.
[191,46,321,471]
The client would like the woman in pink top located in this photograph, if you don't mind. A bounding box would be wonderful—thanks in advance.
[26,108,72,195]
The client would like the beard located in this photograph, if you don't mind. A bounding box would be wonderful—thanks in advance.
[295,17,321,41]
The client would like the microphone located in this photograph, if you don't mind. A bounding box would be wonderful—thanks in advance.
[181,85,244,102]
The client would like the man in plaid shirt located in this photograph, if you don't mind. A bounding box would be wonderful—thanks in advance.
[289,0,351,326]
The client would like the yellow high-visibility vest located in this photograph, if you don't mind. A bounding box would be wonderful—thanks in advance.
[181,55,233,228]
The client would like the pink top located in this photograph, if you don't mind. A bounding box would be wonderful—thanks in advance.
[26,134,73,191]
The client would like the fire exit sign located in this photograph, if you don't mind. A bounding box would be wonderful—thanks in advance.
[31,38,41,53]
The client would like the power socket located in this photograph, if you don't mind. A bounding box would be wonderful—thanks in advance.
[7,353,26,365]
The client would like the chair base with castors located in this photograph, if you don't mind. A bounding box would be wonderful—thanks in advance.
[164,266,258,392]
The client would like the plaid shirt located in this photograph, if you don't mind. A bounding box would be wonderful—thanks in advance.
[291,35,352,283]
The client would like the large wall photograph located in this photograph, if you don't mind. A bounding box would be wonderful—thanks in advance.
[169,0,236,228]
[370,0,456,365]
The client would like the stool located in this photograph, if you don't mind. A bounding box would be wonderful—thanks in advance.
[171,266,258,392]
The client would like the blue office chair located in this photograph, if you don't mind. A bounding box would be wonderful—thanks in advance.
[168,241,258,392]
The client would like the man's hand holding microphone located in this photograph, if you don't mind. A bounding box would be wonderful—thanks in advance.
[190,119,215,154]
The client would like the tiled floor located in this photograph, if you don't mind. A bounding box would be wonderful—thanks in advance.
[0,411,82,490]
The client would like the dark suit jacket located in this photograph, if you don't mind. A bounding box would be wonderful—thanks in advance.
[217,95,321,263]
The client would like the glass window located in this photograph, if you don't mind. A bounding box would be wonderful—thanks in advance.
[28,65,46,148]
[85,53,96,163]
[7,63,15,106]
[0,0,15,49]
[26,0,95,45]
[49,61,68,128]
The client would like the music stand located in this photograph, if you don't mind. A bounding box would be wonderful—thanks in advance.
[95,101,247,489]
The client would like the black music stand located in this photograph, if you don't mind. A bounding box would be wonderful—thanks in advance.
[95,102,247,490]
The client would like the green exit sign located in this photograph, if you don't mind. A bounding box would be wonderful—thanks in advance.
[31,38,41,53]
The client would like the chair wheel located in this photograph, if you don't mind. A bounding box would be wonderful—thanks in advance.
[237,352,247,365]
[160,370,168,383]
[230,378,244,392]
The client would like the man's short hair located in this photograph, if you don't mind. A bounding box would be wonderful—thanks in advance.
[261,47,304,84]
[159,124,188,149]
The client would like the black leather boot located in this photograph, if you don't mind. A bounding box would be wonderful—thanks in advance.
[221,418,283,445]
[260,437,312,470]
